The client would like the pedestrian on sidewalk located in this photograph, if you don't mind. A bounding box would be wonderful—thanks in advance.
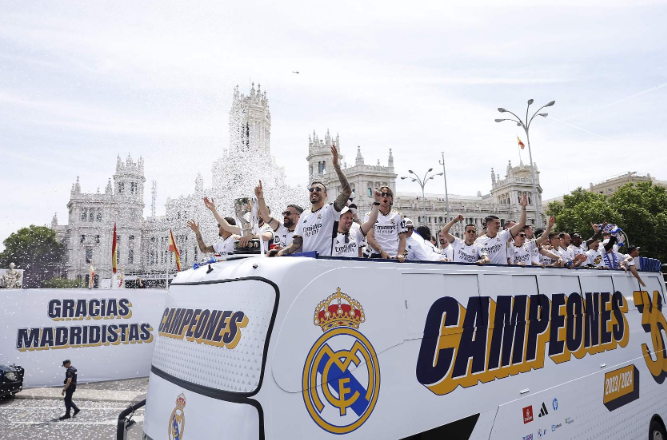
[60,359,80,420]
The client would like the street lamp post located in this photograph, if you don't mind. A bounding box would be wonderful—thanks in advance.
[438,152,450,223]
[495,99,555,228]
[401,168,443,226]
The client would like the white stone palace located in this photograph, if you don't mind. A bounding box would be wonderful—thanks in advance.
[53,84,542,284]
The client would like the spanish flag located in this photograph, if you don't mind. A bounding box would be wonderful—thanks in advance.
[517,136,525,149]
[168,229,182,271]
[111,223,118,274]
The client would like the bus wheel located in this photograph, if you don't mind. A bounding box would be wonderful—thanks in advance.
[650,419,667,440]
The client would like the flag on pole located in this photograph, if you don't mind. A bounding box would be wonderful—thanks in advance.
[112,222,118,274]
[517,136,525,149]
[89,263,95,289]
[168,229,182,271]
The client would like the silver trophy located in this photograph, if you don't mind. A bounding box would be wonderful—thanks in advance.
[233,197,261,252]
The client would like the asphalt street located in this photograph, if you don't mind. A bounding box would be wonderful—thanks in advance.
[0,378,147,440]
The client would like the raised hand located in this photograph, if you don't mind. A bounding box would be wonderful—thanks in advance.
[373,189,383,203]
[456,214,464,222]
[331,145,340,168]
[187,220,200,233]
[520,194,528,208]
[204,197,216,211]
[549,216,555,227]
[254,180,264,199]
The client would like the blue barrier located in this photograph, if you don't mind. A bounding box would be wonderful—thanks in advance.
[638,256,662,272]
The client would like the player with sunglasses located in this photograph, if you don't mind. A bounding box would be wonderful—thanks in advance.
[364,186,407,261]
[254,180,304,252]
[274,145,352,256]
[439,214,489,264]
[509,229,561,266]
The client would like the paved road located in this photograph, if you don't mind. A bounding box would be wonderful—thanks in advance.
[0,378,147,440]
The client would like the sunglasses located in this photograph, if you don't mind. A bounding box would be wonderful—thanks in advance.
[518,233,526,237]
[381,192,393,197]
[308,187,323,193]
[466,230,476,233]
[282,211,294,216]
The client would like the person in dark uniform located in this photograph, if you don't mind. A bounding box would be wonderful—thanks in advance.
[60,360,80,420]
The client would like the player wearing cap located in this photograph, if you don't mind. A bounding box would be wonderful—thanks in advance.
[475,194,528,265]
[439,215,489,264]
[332,191,382,257]
[364,186,407,261]
[60,359,80,420]
[254,180,303,251]
[623,246,646,287]
[187,217,238,256]
[275,145,351,257]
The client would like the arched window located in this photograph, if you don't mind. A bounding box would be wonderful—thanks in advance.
[97,210,102,222]
[81,209,87,221]
[89,211,94,222]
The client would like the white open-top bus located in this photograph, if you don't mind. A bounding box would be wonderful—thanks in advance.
[120,253,667,440]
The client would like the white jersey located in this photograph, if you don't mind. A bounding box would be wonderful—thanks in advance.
[213,235,236,255]
[509,242,539,266]
[272,222,295,249]
[364,209,406,257]
[625,255,636,268]
[294,203,341,256]
[332,225,364,258]
[557,246,574,262]
[254,223,274,252]
[406,235,440,261]
[539,246,560,266]
[450,238,486,263]
[586,248,604,268]
[570,244,586,259]
[475,229,512,265]
[526,238,541,262]
[440,243,454,261]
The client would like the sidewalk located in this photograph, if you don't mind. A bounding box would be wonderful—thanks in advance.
[16,387,145,402]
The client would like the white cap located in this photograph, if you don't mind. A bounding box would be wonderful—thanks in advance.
[404,218,414,228]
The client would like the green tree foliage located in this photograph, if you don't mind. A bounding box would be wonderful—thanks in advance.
[0,225,66,288]
[546,183,667,263]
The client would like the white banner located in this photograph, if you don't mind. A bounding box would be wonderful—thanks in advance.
[0,288,167,387]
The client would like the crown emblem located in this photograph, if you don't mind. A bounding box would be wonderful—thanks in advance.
[313,288,365,332]
[175,393,187,409]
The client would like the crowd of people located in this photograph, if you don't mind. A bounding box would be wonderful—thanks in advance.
[187,145,647,287]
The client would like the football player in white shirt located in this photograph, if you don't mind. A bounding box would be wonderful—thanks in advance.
[585,239,606,268]
[523,216,555,263]
[275,145,352,257]
[332,191,382,258]
[623,246,646,287]
[204,196,274,252]
[254,180,303,251]
[365,186,407,261]
[404,219,442,261]
[440,215,489,264]
[475,194,528,264]
[187,217,238,256]
[510,230,562,266]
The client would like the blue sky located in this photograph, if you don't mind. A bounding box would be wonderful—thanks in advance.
[1,0,666,249]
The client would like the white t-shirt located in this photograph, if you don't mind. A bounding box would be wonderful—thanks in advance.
[570,244,586,259]
[475,229,512,265]
[557,246,574,262]
[451,238,486,263]
[213,236,237,255]
[254,223,274,252]
[586,249,604,268]
[272,222,295,249]
[332,225,365,258]
[527,239,541,262]
[539,246,560,266]
[602,250,626,269]
[406,235,440,261]
[440,243,454,261]
[625,255,636,268]
[364,210,406,257]
[294,203,341,256]
[509,242,538,266]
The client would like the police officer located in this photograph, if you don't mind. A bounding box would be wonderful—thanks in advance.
[60,359,80,420]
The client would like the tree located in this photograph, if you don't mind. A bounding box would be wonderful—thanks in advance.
[546,183,667,263]
[0,225,66,288]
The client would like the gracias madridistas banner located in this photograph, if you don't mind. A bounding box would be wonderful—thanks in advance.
[0,289,167,387]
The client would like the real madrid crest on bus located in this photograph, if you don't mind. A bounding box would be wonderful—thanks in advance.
[302,288,380,434]
[169,393,186,440]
